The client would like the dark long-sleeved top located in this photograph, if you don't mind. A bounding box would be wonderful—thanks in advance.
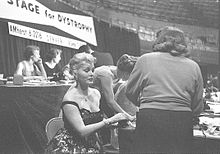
[43,63,61,77]
[126,52,204,116]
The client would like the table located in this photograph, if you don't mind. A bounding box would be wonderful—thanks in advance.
[193,131,220,153]
[118,121,220,153]
[193,115,220,153]
[0,82,71,153]
[118,126,135,153]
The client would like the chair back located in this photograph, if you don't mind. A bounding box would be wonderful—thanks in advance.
[45,117,64,142]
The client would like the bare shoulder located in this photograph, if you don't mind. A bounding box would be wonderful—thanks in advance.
[17,61,25,67]
[89,87,101,96]
[63,86,77,102]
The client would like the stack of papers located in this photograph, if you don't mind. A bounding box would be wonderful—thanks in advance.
[207,101,220,114]
[198,116,220,137]
[23,80,56,85]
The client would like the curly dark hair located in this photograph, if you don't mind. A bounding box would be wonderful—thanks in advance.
[23,45,40,60]
[78,45,91,54]
[45,48,62,61]
[117,54,139,73]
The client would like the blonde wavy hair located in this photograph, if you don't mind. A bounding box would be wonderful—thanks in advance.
[69,52,96,75]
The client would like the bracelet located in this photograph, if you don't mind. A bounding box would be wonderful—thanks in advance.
[103,118,111,126]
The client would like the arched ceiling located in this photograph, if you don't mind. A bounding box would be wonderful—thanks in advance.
[61,0,219,29]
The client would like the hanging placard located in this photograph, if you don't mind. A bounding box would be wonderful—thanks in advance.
[0,0,97,45]
[8,22,86,49]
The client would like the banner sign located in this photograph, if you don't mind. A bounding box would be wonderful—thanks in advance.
[0,0,97,45]
[8,22,86,49]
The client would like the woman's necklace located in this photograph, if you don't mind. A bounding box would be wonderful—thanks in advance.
[81,93,89,103]
[84,96,88,102]
[78,85,89,103]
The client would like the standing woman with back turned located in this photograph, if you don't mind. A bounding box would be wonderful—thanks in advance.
[126,26,204,153]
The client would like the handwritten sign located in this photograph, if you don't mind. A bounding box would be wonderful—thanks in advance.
[0,0,97,45]
[8,22,86,49]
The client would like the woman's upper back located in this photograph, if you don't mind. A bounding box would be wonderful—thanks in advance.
[139,52,202,98]
[141,52,200,85]
[126,52,204,113]
[92,65,115,91]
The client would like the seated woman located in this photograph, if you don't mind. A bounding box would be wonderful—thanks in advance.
[43,48,62,78]
[14,45,47,81]
[114,54,139,116]
[46,52,128,153]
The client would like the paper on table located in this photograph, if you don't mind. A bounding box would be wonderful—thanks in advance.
[208,104,220,114]
[198,116,220,138]
[23,80,56,85]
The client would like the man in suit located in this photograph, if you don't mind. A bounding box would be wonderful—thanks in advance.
[78,45,114,67]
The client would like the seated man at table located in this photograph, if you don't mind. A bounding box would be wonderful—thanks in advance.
[14,45,47,81]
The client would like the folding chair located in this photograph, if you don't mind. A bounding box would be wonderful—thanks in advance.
[45,117,64,142]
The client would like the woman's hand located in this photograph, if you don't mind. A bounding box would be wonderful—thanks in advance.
[126,114,136,122]
[36,58,43,65]
[109,113,127,124]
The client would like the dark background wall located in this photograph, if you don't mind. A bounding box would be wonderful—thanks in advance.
[0,0,140,77]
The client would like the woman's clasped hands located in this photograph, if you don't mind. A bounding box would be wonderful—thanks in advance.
[103,113,127,126]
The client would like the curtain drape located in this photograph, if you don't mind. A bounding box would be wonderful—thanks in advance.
[94,20,140,64]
